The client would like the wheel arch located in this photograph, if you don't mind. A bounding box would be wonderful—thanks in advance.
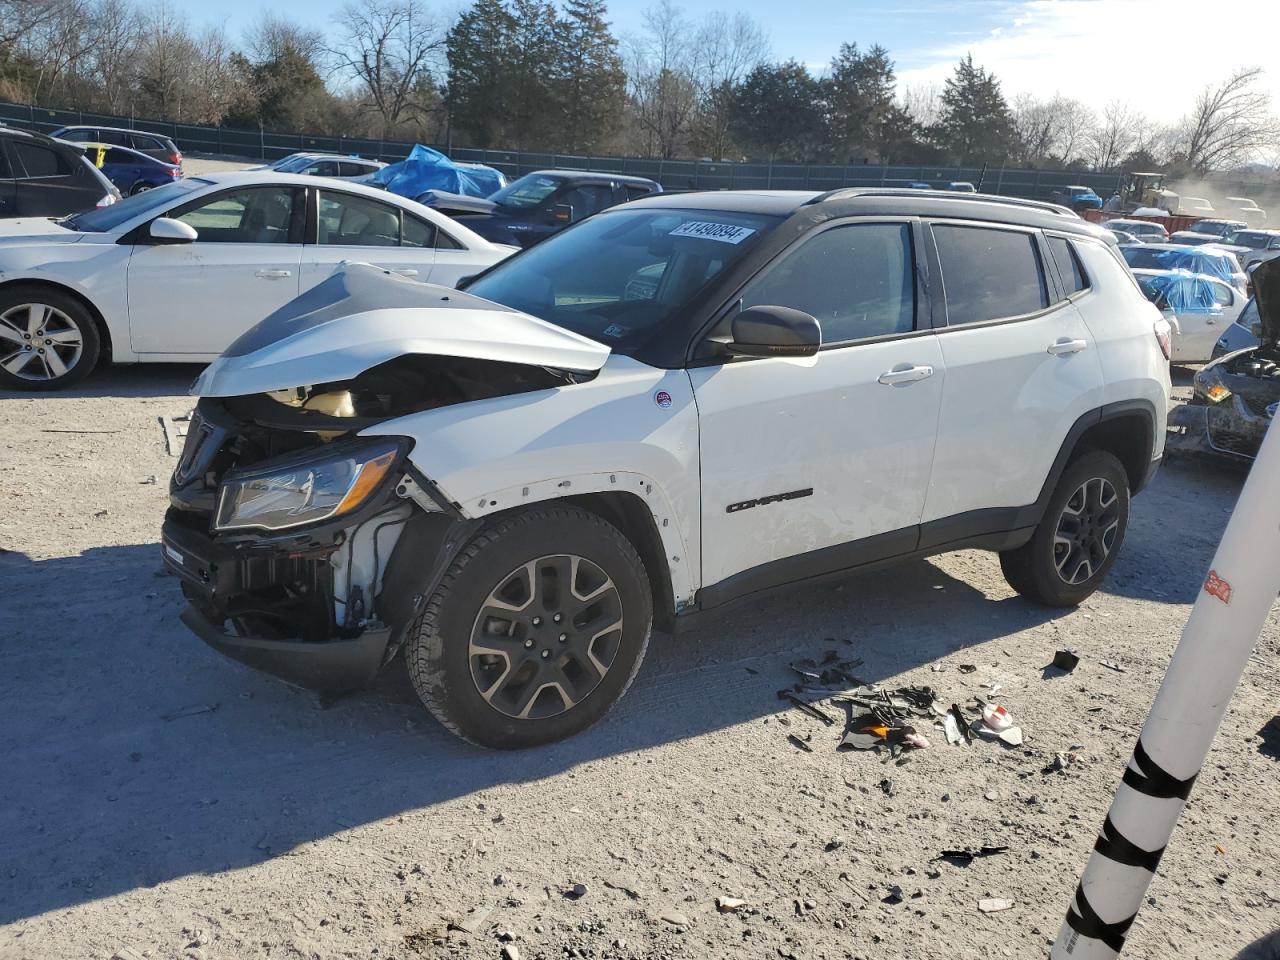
[0,277,113,366]
[1038,400,1158,514]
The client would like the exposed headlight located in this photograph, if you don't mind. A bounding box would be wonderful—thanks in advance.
[1193,367,1232,404]
[214,439,405,532]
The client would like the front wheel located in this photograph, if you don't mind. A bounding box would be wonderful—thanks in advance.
[0,285,100,390]
[1000,450,1131,607]
[405,506,653,748]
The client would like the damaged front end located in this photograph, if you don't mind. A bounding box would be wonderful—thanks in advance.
[162,263,609,692]
[1168,259,1280,461]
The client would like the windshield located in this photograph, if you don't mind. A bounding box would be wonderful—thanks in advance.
[62,178,207,232]
[489,174,563,209]
[465,207,780,356]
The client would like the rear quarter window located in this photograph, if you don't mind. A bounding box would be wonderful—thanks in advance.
[11,141,72,178]
[932,224,1048,325]
[1046,235,1090,297]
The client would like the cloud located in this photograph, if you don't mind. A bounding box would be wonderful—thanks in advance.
[895,0,1280,122]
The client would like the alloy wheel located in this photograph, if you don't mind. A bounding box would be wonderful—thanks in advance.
[469,554,624,720]
[1053,477,1120,585]
[0,303,83,382]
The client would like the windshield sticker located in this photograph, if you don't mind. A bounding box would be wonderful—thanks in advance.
[602,323,629,338]
[669,221,756,244]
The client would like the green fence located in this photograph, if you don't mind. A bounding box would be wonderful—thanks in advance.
[0,99,1131,200]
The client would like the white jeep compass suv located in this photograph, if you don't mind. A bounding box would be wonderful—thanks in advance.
[162,189,1173,748]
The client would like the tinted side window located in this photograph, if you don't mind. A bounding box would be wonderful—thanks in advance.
[12,142,71,178]
[563,184,614,221]
[98,130,129,146]
[1047,235,1090,296]
[59,129,93,142]
[317,191,401,246]
[339,161,370,177]
[740,222,916,343]
[933,225,1048,325]
[402,215,436,248]
[128,134,161,151]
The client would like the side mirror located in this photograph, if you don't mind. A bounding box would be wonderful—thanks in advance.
[726,305,821,358]
[149,217,197,244]
[553,203,574,223]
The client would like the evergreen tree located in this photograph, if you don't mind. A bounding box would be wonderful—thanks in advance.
[505,0,560,148]
[824,42,897,162]
[445,0,516,148]
[555,0,624,153]
[936,54,1014,164]
[730,60,823,162]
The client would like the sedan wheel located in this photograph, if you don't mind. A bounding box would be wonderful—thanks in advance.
[0,303,84,382]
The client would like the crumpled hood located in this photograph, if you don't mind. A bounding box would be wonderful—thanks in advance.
[191,262,610,397]
[420,190,498,216]
[1256,257,1280,347]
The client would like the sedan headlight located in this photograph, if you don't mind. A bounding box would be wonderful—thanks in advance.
[214,439,405,532]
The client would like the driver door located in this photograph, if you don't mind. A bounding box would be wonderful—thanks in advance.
[127,185,303,355]
[689,220,944,600]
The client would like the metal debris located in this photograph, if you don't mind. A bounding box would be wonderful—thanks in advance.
[787,733,814,753]
[1051,649,1080,673]
[936,846,1009,866]
[716,896,748,912]
[1100,660,1128,673]
[978,897,1015,913]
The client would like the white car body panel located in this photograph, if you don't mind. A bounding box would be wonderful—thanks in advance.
[360,354,703,606]
[924,303,1105,522]
[0,172,512,364]
[690,338,944,589]
[1073,239,1170,462]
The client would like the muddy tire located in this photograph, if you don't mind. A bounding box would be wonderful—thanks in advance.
[405,505,653,749]
[1000,450,1131,607]
[0,285,100,391]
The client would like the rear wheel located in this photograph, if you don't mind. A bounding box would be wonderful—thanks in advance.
[1000,450,1130,607]
[131,182,153,195]
[405,506,653,748]
[0,286,100,390]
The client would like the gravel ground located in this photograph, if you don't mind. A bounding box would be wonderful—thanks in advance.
[1,366,1277,960]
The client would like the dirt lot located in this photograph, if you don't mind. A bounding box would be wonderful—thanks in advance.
[1,368,1277,960]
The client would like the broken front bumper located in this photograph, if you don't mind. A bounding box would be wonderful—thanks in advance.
[1167,398,1273,460]
[161,513,393,692]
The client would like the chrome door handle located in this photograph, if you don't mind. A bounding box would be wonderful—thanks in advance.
[877,364,935,385]
[1047,338,1088,355]
[254,269,291,279]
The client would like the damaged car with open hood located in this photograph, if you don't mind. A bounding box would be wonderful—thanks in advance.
[1167,257,1280,461]
[163,189,1171,748]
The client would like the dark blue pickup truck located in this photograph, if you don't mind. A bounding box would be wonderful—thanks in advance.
[421,169,662,247]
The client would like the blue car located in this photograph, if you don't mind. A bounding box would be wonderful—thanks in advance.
[1049,184,1103,211]
[82,142,180,195]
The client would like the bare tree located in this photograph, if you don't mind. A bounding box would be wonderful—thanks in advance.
[1011,93,1055,163]
[625,0,697,158]
[1089,100,1142,170]
[1052,96,1096,165]
[899,83,941,128]
[1174,67,1279,173]
[87,0,143,113]
[247,13,326,67]
[332,0,445,137]
[689,11,768,160]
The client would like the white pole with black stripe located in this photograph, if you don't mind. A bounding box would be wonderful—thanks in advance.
[1051,379,1280,952]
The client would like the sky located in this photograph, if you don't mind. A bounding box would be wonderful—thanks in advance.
[204,0,1279,123]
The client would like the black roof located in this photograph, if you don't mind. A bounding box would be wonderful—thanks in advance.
[630,187,1097,236]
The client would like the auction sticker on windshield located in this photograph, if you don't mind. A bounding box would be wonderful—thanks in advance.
[669,221,756,244]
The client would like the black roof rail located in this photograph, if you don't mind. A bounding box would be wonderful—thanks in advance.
[807,187,1077,218]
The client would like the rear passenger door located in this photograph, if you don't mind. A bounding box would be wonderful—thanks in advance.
[298,188,436,289]
[920,223,1105,537]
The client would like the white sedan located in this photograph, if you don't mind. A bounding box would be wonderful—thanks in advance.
[1132,268,1246,363]
[0,171,516,390]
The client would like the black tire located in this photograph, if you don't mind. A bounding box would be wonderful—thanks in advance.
[0,284,100,391]
[1000,450,1131,607]
[131,182,153,195]
[405,505,653,748]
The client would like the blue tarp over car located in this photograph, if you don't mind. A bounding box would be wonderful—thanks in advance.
[368,145,505,200]
[1136,270,1222,314]
[1121,245,1238,286]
